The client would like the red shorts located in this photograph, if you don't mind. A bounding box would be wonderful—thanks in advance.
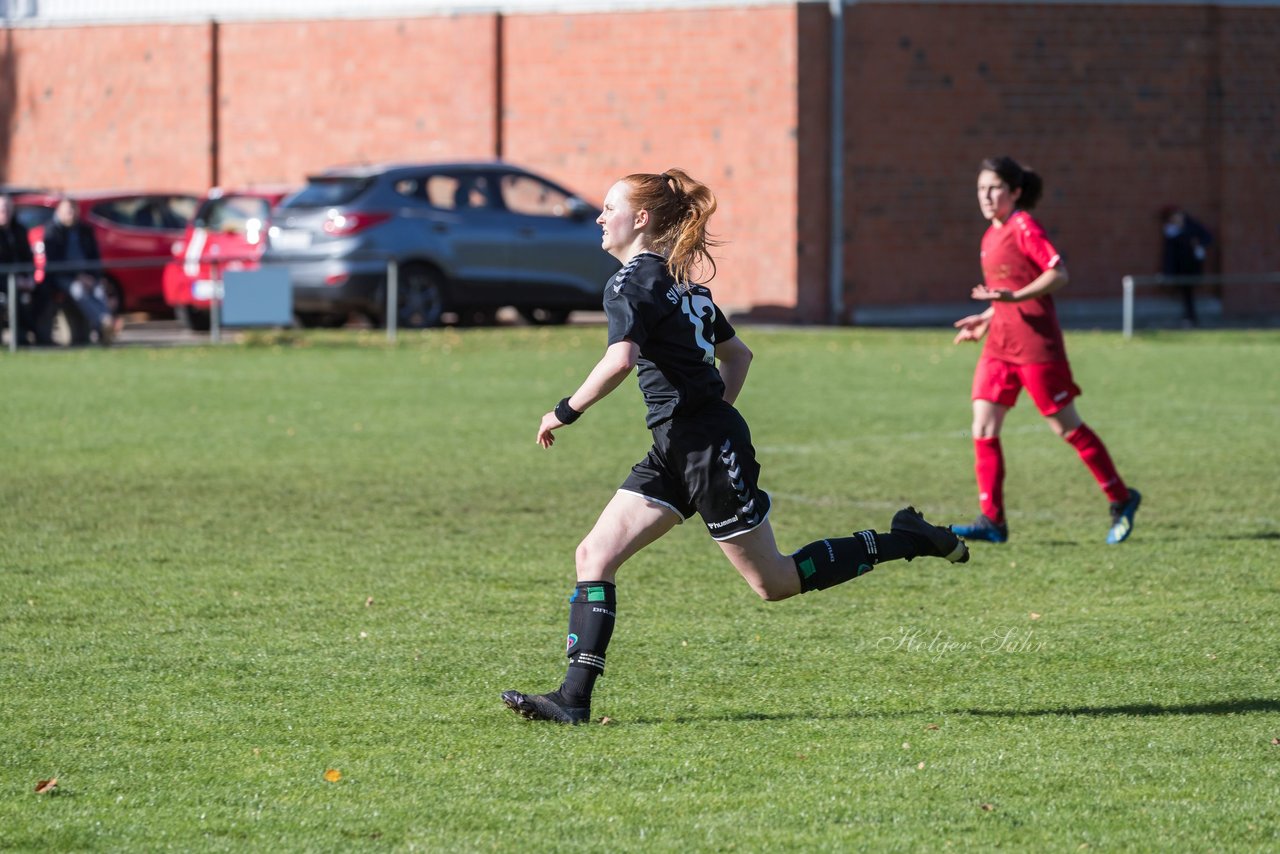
[972,355,1081,415]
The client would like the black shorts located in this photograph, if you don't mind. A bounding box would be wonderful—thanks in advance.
[618,400,772,541]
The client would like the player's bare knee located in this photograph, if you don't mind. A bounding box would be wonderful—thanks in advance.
[573,541,595,577]
[574,540,613,582]
[746,573,800,602]
[756,584,797,603]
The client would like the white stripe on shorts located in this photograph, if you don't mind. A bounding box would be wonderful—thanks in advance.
[708,493,774,542]
[615,488,689,522]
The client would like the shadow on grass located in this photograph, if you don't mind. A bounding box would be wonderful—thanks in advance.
[1155,530,1279,542]
[622,710,887,726]
[980,531,1278,546]
[957,698,1280,718]
[619,698,1280,726]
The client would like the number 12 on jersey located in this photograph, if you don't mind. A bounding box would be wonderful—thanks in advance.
[680,293,717,364]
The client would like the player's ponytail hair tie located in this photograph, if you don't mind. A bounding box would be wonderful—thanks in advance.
[659,172,687,202]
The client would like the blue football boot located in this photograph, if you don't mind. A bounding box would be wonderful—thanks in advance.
[1107,488,1142,544]
[950,513,1009,544]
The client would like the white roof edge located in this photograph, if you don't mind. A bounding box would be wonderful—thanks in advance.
[4,0,1279,27]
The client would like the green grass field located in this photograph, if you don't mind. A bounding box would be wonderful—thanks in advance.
[1,326,1277,851]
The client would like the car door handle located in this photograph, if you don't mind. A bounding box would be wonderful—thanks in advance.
[516,227,536,238]
[432,223,449,234]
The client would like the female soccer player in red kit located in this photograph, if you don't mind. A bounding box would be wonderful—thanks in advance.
[951,157,1141,545]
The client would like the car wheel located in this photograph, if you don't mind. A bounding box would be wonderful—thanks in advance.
[396,265,449,329]
[176,305,211,332]
[518,307,571,326]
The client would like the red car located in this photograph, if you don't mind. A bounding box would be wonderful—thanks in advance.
[162,187,293,331]
[15,191,200,316]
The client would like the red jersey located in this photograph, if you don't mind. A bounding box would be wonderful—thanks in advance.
[980,210,1067,364]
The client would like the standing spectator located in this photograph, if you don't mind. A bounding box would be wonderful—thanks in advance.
[40,198,115,345]
[951,156,1141,545]
[0,194,37,345]
[1159,205,1213,327]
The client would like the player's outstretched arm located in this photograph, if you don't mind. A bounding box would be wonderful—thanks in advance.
[715,336,753,406]
[953,306,993,344]
[536,340,639,448]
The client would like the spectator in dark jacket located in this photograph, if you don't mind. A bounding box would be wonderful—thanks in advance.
[1160,205,1213,327]
[0,194,38,345]
[40,198,115,345]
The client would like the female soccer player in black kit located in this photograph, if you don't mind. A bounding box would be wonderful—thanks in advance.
[502,169,970,724]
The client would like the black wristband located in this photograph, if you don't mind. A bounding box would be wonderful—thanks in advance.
[555,397,583,425]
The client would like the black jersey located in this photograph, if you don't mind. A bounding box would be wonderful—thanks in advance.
[604,252,737,428]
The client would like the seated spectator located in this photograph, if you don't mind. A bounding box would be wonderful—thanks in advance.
[40,198,115,345]
[0,194,38,345]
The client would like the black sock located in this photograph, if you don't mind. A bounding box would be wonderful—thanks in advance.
[558,581,616,706]
[874,531,922,562]
[791,530,919,593]
[559,666,598,707]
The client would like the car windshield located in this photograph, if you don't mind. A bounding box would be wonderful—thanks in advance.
[280,177,372,209]
[197,196,272,232]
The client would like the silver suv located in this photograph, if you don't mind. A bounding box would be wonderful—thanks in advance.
[265,162,619,328]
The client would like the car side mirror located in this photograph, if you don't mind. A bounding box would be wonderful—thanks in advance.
[566,197,594,221]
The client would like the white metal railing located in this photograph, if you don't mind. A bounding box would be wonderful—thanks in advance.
[1121,272,1280,339]
[2,254,403,352]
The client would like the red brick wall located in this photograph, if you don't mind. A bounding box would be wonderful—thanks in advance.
[0,9,807,316]
[501,7,805,315]
[2,4,1277,322]
[795,2,834,323]
[216,17,499,186]
[838,3,1229,314]
[1219,8,1280,315]
[2,24,210,192]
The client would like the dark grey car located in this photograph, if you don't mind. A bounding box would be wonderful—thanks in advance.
[264,161,620,328]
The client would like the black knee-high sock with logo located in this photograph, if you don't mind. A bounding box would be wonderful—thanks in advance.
[557,581,617,707]
[791,530,922,593]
